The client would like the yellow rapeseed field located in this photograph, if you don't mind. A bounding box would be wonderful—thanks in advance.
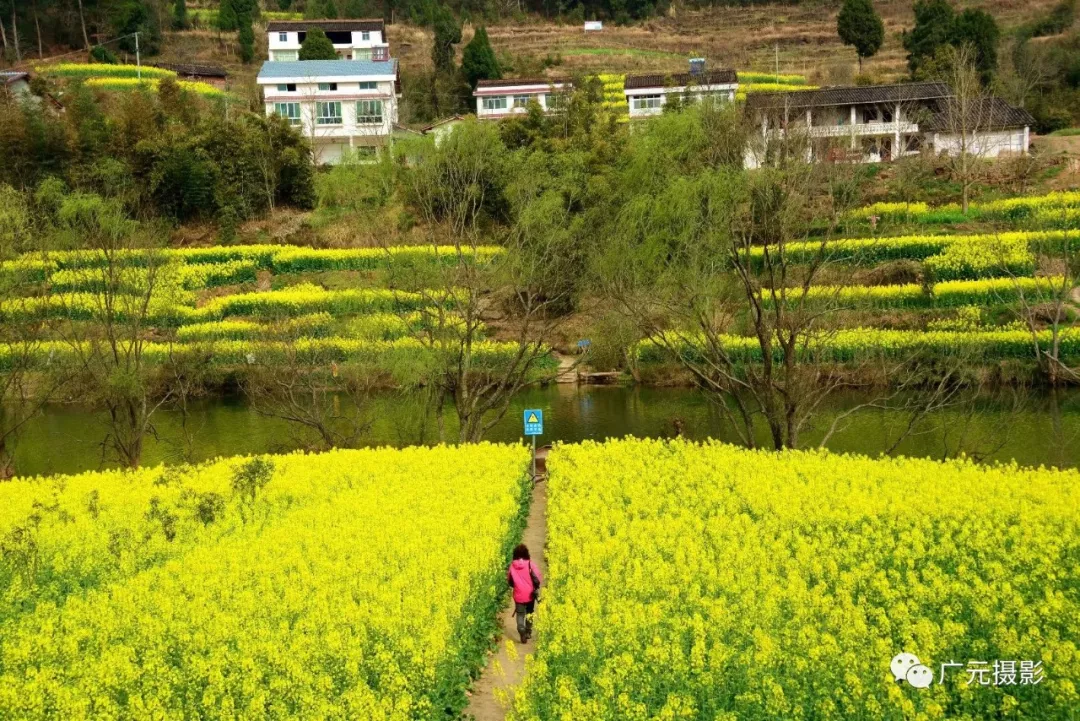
[0,444,530,719]
[514,438,1080,721]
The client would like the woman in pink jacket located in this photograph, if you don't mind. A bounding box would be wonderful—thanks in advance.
[506,543,542,643]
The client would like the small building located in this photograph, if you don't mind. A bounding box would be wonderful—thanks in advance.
[257,59,399,165]
[743,81,1032,167]
[624,63,738,118]
[1,71,31,99]
[473,78,571,120]
[422,115,467,143]
[151,63,228,89]
[267,19,389,62]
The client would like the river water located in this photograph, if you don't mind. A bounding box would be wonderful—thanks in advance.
[12,385,1080,477]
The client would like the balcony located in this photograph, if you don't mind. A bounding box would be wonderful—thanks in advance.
[809,121,919,138]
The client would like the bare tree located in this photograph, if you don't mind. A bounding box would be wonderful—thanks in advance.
[389,121,571,443]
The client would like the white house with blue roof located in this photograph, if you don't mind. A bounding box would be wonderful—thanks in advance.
[257,59,399,165]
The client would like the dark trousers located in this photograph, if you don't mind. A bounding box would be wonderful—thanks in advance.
[514,600,535,641]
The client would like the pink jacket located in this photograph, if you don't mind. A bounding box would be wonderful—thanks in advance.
[507,559,542,603]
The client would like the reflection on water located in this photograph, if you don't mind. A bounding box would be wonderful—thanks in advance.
[16,384,1080,477]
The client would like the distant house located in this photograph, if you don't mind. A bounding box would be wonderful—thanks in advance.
[256,59,400,165]
[267,19,389,62]
[1,71,31,99]
[473,79,571,120]
[624,62,738,118]
[744,82,1033,167]
[422,115,467,143]
[151,63,228,89]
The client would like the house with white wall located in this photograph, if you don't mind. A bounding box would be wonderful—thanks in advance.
[744,82,1032,167]
[473,78,572,119]
[624,63,738,118]
[257,59,399,165]
[267,19,389,62]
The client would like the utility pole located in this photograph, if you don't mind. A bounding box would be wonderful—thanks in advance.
[135,31,141,80]
[775,42,779,84]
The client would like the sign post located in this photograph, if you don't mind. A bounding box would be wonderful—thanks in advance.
[523,409,544,478]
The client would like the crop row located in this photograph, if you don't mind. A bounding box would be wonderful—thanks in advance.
[1,245,503,284]
[790,275,1065,309]
[635,326,1080,364]
[34,63,177,79]
[0,285,430,326]
[46,260,260,293]
[848,190,1080,225]
[0,336,555,373]
[513,438,1080,720]
[0,445,529,718]
[762,230,1076,279]
[84,77,225,97]
[175,311,459,342]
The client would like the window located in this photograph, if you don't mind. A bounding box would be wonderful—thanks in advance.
[358,81,377,90]
[355,49,372,61]
[273,50,298,61]
[316,101,342,125]
[278,32,288,42]
[631,95,662,110]
[513,94,531,108]
[482,96,508,111]
[356,99,383,124]
[273,102,301,125]
[276,83,296,92]
[545,93,565,110]
[362,31,371,41]
[372,47,387,61]
[318,82,338,91]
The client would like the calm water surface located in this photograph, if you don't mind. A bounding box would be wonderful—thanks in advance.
[13,385,1080,477]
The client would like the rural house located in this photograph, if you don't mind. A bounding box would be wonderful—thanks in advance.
[744,81,1033,167]
[624,61,739,118]
[473,78,572,119]
[267,19,390,62]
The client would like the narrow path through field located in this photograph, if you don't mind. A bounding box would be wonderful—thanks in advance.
[465,478,548,721]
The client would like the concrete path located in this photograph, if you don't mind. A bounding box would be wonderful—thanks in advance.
[465,479,548,721]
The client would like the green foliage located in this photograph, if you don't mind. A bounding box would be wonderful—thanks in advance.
[903,0,1000,80]
[431,8,462,74]
[89,46,118,64]
[230,456,274,522]
[173,0,189,30]
[318,0,340,17]
[238,17,255,63]
[462,26,501,89]
[299,28,338,60]
[343,0,368,16]
[1027,0,1076,38]
[837,0,884,67]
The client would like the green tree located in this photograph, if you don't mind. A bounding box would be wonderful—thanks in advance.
[238,15,255,62]
[903,0,955,76]
[318,0,338,17]
[299,27,337,59]
[173,0,188,29]
[217,0,239,30]
[837,0,884,73]
[431,8,461,74]
[951,8,999,81]
[461,26,500,89]
[343,0,367,17]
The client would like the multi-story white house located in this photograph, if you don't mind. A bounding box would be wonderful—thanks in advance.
[624,63,738,118]
[257,59,399,165]
[744,82,1033,167]
[473,78,572,119]
[266,19,389,62]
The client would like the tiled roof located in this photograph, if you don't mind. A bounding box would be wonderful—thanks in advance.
[1,70,29,84]
[745,81,951,110]
[921,96,1034,131]
[624,68,737,89]
[257,59,397,80]
[475,77,571,88]
[152,63,227,78]
[266,19,384,32]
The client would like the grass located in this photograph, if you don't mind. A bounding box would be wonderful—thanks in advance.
[559,46,685,59]
[1049,128,1080,136]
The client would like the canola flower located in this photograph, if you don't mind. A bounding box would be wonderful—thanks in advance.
[512,438,1080,721]
[737,71,809,85]
[47,260,259,293]
[35,63,177,80]
[84,76,225,98]
[634,326,1080,364]
[848,190,1080,225]
[0,444,531,719]
[790,275,1065,309]
[175,312,336,342]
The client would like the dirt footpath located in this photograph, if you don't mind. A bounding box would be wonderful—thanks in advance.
[465,480,548,721]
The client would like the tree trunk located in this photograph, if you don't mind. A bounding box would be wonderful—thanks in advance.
[33,2,42,59]
[1,15,8,52]
[77,0,90,50]
[12,9,21,63]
